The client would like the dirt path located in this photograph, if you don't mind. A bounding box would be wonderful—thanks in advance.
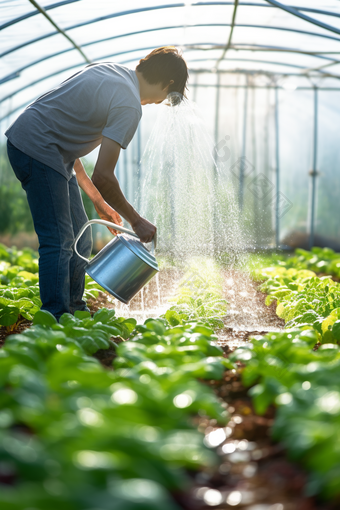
[216,270,284,351]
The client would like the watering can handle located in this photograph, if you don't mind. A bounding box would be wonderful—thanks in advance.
[73,219,157,263]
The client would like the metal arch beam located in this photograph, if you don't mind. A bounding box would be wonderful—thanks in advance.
[216,0,239,68]
[123,55,340,78]
[227,43,340,75]
[0,0,80,30]
[264,0,340,37]
[1,51,328,107]
[3,1,340,32]
[2,48,339,122]
[2,22,340,87]
[1,37,337,93]
[190,83,340,89]
[189,42,340,63]
[196,43,340,73]
[0,23,215,59]
[5,77,340,127]
[27,0,91,64]
[2,62,338,124]
[229,43,340,57]
[303,59,340,76]
[4,21,340,62]
[196,56,319,70]
[3,2,340,60]
[0,43,314,90]
[190,67,340,78]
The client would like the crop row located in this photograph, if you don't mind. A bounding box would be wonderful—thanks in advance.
[0,244,104,329]
[0,246,231,509]
[232,258,340,500]
[250,246,340,279]
[255,265,340,344]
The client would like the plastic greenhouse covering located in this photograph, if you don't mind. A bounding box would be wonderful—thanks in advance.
[1,0,340,249]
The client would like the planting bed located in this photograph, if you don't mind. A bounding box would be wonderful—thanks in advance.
[1,246,340,509]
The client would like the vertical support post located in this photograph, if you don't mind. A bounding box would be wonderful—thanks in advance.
[213,72,221,251]
[239,75,249,210]
[275,85,280,248]
[122,149,127,200]
[309,87,318,249]
[136,123,142,211]
[115,155,120,182]
[214,72,220,147]
[192,73,198,103]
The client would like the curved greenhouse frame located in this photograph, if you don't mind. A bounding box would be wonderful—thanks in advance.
[1,0,340,249]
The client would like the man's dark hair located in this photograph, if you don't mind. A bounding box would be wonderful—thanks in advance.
[136,46,188,97]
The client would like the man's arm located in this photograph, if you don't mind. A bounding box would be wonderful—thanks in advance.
[91,137,156,243]
[73,158,123,235]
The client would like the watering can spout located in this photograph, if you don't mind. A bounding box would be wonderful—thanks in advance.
[74,219,158,304]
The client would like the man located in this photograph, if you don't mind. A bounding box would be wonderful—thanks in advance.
[5,46,188,319]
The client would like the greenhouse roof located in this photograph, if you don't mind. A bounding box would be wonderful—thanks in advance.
[1,0,340,121]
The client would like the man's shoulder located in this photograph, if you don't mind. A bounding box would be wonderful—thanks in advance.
[84,63,141,110]
[84,62,135,84]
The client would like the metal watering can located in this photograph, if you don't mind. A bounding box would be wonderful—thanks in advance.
[74,219,159,304]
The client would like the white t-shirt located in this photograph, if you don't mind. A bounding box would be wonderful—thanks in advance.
[5,63,142,180]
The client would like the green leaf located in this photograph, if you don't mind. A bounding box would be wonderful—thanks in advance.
[165,310,182,326]
[0,305,20,327]
[59,313,78,326]
[93,322,122,337]
[93,308,113,323]
[332,320,340,341]
[33,310,57,327]
[145,319,166,335]
[265,294,276,306]
[121,318,137,333]
[74,310,91,320]
[78,336,110,354]
[2,289,15,299]
[0,296,11,308]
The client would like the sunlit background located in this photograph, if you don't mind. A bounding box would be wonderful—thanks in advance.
[1,0,340,250]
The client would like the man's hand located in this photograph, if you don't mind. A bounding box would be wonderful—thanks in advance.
[94,200,123,236]
[130,216,157,244]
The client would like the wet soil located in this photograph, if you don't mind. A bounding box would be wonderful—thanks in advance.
[216,270,284,352]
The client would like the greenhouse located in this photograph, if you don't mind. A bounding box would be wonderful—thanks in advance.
[1,1,340,509]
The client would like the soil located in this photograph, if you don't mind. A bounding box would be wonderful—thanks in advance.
[0,318,32,347]
[216,269,285,352]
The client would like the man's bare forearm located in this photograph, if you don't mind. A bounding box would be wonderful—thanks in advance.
[90,137,156,243]
[74,159,103,207]
[91,170,140,227]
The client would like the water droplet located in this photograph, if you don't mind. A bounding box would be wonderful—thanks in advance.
[173,393,193,408]
[203,489,223,506]
[111,388,138,405]
[226,490,242,506]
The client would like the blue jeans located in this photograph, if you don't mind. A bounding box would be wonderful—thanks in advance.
[7,139,92,319]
